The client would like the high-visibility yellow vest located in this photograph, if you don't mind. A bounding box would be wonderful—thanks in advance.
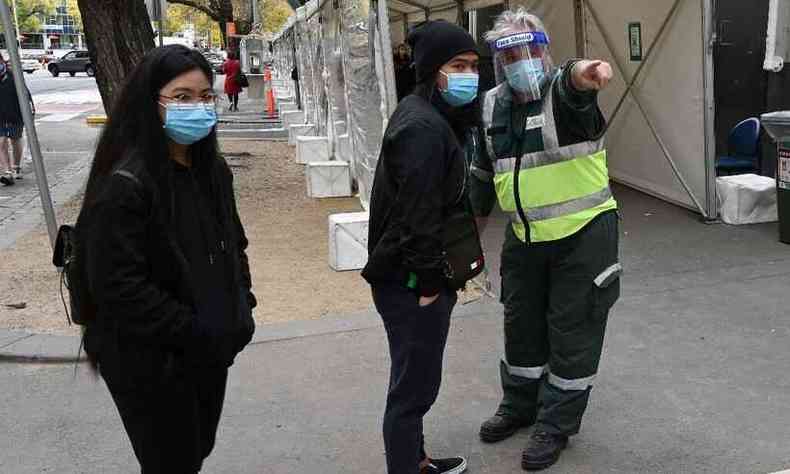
[482,79,617,243]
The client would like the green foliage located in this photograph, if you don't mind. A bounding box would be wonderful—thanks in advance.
[261,0,292,33]
[12,0,57,33]
[165,3,222,46]
[9,0,83,34]
[65,0,82,28]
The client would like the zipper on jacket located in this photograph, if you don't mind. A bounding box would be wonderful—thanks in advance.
[511,109,531,244]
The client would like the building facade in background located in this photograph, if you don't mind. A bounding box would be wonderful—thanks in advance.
[0,0,84,50]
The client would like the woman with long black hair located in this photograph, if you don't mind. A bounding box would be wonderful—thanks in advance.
[77,45,256,473]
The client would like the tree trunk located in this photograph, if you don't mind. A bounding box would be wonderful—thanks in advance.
[76,0,155,114]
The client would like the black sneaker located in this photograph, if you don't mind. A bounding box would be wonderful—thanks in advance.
[420,457,467,474]
[522,431,568,471]
[0,174,14,186]
[480,412,533,443]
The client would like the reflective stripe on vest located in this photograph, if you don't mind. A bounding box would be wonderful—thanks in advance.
[483,76,617,243]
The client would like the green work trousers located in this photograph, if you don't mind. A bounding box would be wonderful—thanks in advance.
[497,210,621,436]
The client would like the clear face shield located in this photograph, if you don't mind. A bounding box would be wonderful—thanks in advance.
[492,31,551,101]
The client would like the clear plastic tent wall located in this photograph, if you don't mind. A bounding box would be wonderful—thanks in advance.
[306,12,328,136]
[270,0,396,209]
[320,0,350,138]
[339,0,386,209]
[294,12,316,125]
[272,30,293,85]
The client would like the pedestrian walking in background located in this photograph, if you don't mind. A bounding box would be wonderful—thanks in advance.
[394,43,416,101]
[471,9,619,470]
[362,20,483,474]
[291,65,301,109]
[222,50,242,112]
[76,45,257,473]
[0,53,34,186]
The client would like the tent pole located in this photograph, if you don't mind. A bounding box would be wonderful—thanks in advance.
[376,0,398,116]
[573,0,587,57]
[587,0,708,217]
[0,0,58,248]
[701,0,718,221]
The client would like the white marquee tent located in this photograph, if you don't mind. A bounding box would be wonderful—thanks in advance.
[269,0,779,221]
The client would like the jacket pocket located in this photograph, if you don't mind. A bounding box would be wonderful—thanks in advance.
[591,263,622,322]
[233,288,255,354]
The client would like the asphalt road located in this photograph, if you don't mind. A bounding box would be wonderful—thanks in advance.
[19,69,97,96]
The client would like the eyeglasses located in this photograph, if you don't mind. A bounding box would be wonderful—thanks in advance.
[159,92,218,105]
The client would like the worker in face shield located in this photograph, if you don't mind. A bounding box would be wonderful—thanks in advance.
[469,8,619,471]
[493,30,551,102]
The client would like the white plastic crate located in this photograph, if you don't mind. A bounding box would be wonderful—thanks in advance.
[296,136,330,164]
[306,161,352,198]
[329,212,369,271]
[717,174,778,224]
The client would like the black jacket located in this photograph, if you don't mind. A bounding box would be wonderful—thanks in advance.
[0,72,32,126]
[362,94,469,297]
[82,155,256,388]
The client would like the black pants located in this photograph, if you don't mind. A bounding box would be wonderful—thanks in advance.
[227,93,239,110]
[105,366,229,474]
[498,211,620,436]
[373,284,458,474]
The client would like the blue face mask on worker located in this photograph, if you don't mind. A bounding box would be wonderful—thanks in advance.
[0,62,6,77]
[494,31,551,101]
[504,58,545,95]
[160,103,218,145]
[439,71,479,107]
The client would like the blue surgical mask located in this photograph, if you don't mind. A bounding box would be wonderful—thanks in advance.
[0,63,6,77]
[504,58,546,98]
[160,103,217,145]
[440,71,479,107]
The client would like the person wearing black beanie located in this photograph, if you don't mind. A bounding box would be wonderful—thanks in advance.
[362,19,482,474]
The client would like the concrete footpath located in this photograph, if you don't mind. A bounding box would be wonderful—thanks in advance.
[3,184,790,473]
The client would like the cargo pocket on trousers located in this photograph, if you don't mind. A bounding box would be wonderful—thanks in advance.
[591,263,622,322]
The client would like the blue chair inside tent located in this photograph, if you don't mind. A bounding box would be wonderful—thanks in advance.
[716,117,761,175]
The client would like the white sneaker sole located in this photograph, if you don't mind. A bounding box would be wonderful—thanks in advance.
[445,458,467,474]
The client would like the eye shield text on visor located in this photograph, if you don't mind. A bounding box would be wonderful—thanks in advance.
[493,31,551,101]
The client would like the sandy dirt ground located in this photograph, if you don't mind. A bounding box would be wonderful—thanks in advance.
[0,139,375,334]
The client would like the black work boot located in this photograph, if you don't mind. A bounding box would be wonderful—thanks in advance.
[521,430,568,471]
[479,412,533,443]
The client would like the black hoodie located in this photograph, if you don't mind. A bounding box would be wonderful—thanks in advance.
[362,90,478,297]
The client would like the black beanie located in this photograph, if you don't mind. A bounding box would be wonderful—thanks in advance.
[407,20,479,84]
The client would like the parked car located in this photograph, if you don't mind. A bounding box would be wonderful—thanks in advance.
[203,52,225,74]
[20,54,41,74]
[48,50,94,77]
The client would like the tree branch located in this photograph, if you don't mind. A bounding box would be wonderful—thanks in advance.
[167,0,220,21]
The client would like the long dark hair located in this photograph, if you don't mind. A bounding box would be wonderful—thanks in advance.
[82,45,218,209]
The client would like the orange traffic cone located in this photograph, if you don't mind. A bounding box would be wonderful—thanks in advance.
[264,67,276,118]
[266,90,276,118]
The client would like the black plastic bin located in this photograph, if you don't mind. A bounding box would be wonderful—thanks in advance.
[761,112,790,244]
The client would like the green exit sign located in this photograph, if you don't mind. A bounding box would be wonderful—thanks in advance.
[629,22,643,61]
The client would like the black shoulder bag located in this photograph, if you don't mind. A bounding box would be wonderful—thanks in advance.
[441,206,485,290]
